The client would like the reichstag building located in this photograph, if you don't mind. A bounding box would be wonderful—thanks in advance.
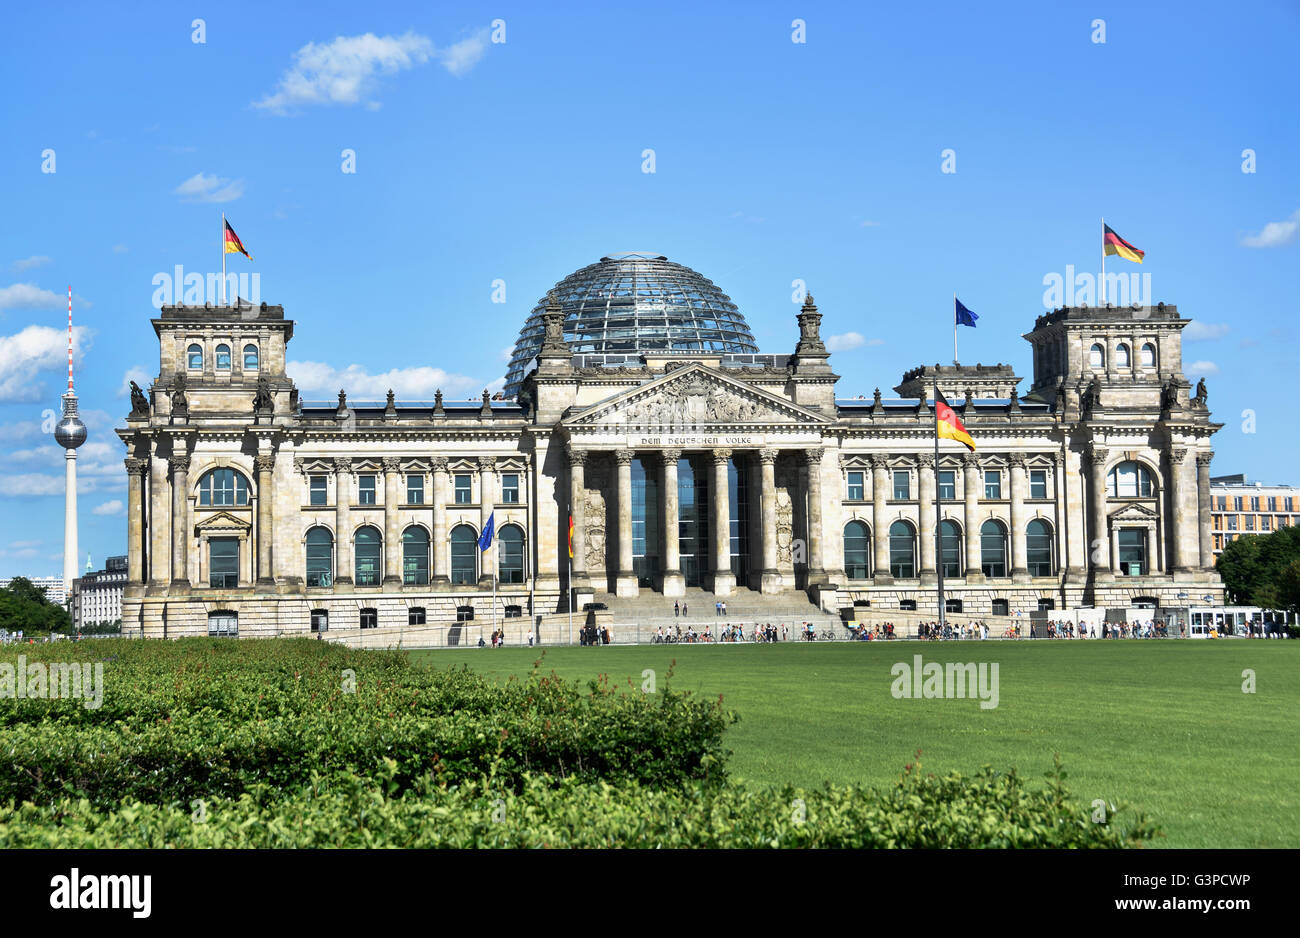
[117,252,1224,638]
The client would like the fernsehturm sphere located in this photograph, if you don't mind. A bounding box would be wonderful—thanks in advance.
[55,286,86,598]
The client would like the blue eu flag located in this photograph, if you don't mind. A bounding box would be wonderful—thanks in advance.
[478,512,495,551]
[955,297,978,327]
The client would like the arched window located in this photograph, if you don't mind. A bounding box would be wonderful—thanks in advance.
[354,526,382,586]
[1026,519,1053,577]
[450,524,477,585]
[498,524,525,584]
[1107,461,1154,498]
[939,519,962,578]
[1089,343,1105,368]
[187,344,203,370]
[403,526,429,585]
[215,344,231,370]
[980,520,1008,578]
[843,520,870,579]
[306,527,333,587]
[243,344,259,369]
[1116,343,1130,368]
[1140,343,1156,368]
[198,467,250,506]
[888,520,916,579]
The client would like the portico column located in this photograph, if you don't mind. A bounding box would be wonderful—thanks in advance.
[711,448,735,596]
[430,457,450,586]
[962,454,982,580]
[1008,454,1029,579]
[870,455,893,583]
[125,458,147,586]
[477,456,497,587]
[660,448,684,597]
[917,454,937,584]
[756,449,781,594]
[382,457,402,584]
[1196,452,1214,570]
[1169,447,1195,574]
[1087,446,1111,577]
[804,447,826,584]
[334,457,353,585]
[169,452,191,588]
[614,449,638,597]
[255,453,276,586]
[566,446,588,587]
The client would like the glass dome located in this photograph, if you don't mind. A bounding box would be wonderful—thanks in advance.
[502,253,758,399]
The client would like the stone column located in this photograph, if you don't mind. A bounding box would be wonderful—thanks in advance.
[478,456,497,587]
[917,455,936,584]
[1087,445,1110,576]
[566,447,587,587]
[711,448,734,596]
[1168,447,1195,574]
[804,448,826,584]
[1196,452,1214,571]
[430,457,449,586]
[660,448,684,597]
[334,457,353,586]
[169,452,190,588]
[1008,454,1029,579]
[125,458,148,586]
[962,454,981,580]
[614,449,638,597]
[758,448,781,593]
[383,457,402,584]
[870,455,892,583]
[255,453,276,586]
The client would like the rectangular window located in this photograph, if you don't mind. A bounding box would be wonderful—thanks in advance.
[846,471,865,501]
[1234,497,1243,511]
[892,470,910,500]
[1250,497,1260,512]
[408,608,426,626]
[985,469,1002,500]
[501,473,520,504]
[454,474,472,504]
[209,538,239,588]
[360,608,377,629]
[310,610,328,633]
[1117,529,1145,576]
[937,470,955,501]
[1267,497,1277,511]
[1287,497,1295,512]
[1216,496,1226,511]
[309,474,327,506]
[358,475,376,505]
[1227,515,1238,531]
[1261,516,1271,531]
[406,474,424,504]
[1029,469,1047,499]
[1245,515,1255,531]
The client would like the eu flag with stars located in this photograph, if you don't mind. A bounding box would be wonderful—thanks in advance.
[478,512,495,551]
[955,297,978,327]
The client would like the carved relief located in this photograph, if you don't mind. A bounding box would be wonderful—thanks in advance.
[576,369,801,428]
[775,459,798,564]
[584,460,608,571]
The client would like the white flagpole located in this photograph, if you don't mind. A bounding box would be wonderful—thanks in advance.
[1100,217,1106,306]
[221,212,227,305]
[953,292,958,365]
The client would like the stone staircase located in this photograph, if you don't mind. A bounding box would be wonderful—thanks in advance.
[593,586,845,636]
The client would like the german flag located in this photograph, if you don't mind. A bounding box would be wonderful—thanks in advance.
[224,218,252,260]
[935,388,975,452]
[1103,224,1144,263]
[568,514,575,559]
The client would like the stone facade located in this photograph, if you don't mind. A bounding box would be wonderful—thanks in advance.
[117,295,1223,638]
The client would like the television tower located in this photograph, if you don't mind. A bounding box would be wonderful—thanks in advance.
[54,285,87,597]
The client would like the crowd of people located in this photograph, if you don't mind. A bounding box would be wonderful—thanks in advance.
[916,621,991,641]
[653,622,791,643]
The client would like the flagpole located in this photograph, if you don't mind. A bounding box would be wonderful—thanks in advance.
[221,212,226,305]
[953,292,958,365]
[934,373,945,636]
[567,503,573,647]
[1100,216,1105,306]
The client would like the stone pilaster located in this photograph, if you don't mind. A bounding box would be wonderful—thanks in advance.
[1087,446,1110,577]
[566,446,588,587]
[125,458,148,587]
[962,454,982,581]
[1168,447,1195,574]
[255,453,276,586]
[711,448,734,595]
[758,448,781,593]
[169,453,191,588]
[430,457,450,586]
[478,456,497,587]
[333,457,353,586]
[804,448,826,584]
[870,455,892,583]
[614,449,638,597]
[1008,454,1029,579]
[382,456,402,584]
[1196,452,1214,571]
[660,448,684,597]
[917,455,936,583]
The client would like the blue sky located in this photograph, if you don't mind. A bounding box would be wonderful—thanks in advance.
[2,0,1297,575]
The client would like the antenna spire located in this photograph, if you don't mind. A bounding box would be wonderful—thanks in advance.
[67,285,74,392]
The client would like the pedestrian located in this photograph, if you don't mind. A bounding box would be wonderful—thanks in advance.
[674,600,680,617]
[715,601,721,617]
[722,600,728,616]
[682,602,688,616]
[527,629,534,647]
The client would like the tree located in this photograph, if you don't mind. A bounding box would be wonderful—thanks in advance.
[1217,526,1300,608]
[0,577,72,632]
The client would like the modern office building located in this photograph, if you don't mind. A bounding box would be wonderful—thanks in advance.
[70,555,128,628]
[0,575,67,606]
[1208,474,1300,557]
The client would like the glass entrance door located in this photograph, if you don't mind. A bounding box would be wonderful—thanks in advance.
[677,455,709,587]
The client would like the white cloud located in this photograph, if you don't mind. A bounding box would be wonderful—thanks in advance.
[0,420,44,443]
[93,500,124,516]
[439,30,490,77]
[288,360,484,399]
[0,324,90,402]
[499,346,514,363]
[0,283,64,312]
[11,255,51,273]
[118,366,151,398]
[174,172,245,204]
[1242,209,1300,248]
[112,244,129,255]
[827,332,865,352]
[0,473,64,496]
[1187,360,1220,376]
[1183,321,1229,342]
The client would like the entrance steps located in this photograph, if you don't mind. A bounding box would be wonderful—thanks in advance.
[594,586,844,632]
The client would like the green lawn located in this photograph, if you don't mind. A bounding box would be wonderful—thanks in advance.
[408,640,1299,848]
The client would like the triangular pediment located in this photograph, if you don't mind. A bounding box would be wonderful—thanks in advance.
[194,510,252,533]
[1108,501,1159,522]
[563,364,830,429]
